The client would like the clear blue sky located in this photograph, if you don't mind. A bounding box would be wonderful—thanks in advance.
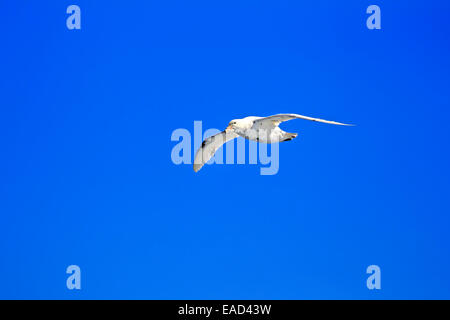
[1,1,450,299]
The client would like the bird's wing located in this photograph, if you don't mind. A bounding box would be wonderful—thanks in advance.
[254,113,353,127]
[193,130,238,172]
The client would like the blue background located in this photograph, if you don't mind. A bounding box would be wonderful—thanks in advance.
[1,1,450,299]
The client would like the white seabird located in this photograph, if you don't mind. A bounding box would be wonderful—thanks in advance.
[193,113,352,172]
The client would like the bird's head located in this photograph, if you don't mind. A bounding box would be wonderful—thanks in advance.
[226,119,239,131]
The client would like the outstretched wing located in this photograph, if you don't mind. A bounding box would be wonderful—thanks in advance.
[254,113,353,128]
[193,130,238,172]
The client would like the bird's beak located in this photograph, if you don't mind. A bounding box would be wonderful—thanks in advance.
[226,125,232,131]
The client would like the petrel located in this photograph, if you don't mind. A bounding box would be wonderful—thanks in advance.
[193,113,352,172]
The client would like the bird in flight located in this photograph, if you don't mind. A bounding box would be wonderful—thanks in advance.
[193,113,352,172]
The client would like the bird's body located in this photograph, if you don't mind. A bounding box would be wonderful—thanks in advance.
[231,116,297,143]
[193,113,352,172]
